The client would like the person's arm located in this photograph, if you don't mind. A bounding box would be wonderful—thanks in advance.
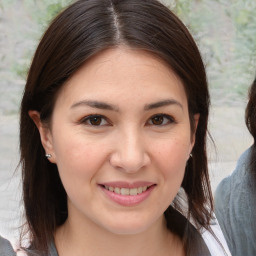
[214,177,233,252]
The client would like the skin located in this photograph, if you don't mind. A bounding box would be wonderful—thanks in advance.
[30,47,199,256]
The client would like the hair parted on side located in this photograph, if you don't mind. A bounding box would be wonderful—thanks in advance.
[20,0,213,254]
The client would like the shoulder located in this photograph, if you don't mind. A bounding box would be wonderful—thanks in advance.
[214,147,254,219]
[0,235,16,256]
[215,147,253,209]
[214,147,256,255]
[233,146,252,174]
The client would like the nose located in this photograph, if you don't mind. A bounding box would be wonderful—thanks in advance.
[109,129,151,173]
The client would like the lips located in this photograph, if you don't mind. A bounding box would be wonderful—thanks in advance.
[99,182,156,206]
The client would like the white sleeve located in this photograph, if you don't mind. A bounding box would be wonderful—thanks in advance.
[201,219,231,256]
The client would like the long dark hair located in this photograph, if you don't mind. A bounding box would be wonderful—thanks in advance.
[20,0,212,254]
[245,77,256,178]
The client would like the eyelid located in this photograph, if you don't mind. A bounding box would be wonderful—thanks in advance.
[147,113,176,126]
[79,114,111,126]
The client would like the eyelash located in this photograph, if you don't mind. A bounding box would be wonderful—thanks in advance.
[147,114,175,126]
[80,114,110,126]
[80,113,175,127]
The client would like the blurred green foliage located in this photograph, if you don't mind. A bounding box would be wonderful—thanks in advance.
[0,0,16,10]
[171,0,256,103]
[22,0,72,30]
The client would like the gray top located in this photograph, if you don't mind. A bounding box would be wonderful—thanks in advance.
[0,236,16,256]
[0,238,58,256]
[215,147,256,256]
[49,241,58,256]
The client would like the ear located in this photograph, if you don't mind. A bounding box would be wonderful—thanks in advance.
[191,113,200,142]
[188,113,200,158]
[28,110,56,163]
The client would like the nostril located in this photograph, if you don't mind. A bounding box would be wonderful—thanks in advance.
[109,141,151,172]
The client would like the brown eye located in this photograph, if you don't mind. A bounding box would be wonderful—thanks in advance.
[81,115,109,126]
[89,116,102,125]
[148,114,174,126]
[151,115,164,125]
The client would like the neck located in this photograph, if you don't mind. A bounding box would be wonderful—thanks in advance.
[55,213,183,256]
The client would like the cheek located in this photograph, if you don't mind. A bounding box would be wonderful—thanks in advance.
[155,136,190,162]
[52,133,108,190]
[54,131,105,168]
[153,137,190,181]
[149,138,190,212]
[53,139,109,209]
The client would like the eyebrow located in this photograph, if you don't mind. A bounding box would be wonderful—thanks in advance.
[71,100,119,111]
[144,99,183,110]
[70,99,183,111]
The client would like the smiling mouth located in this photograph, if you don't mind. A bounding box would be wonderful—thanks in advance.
[100,183,156,206]
[103,185,150,196]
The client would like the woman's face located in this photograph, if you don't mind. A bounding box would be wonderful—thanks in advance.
[39,47,198,235]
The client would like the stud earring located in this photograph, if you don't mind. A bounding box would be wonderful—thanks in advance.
[190,153,193,158]
[45,154,52,159]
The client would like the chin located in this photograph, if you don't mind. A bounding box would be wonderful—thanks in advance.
[101,218,156,236]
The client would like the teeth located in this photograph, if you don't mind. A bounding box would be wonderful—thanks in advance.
[104,185,150,195]
[120,188,129,195]
[129,188,138,196]
[137,187,143,194]
[114,187,120,194]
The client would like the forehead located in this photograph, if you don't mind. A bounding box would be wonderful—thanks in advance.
[54,47,188,109]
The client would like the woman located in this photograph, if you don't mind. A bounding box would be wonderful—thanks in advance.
[2,0,229,255]
[215,77,256,255]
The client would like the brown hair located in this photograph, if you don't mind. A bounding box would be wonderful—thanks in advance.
[20,0,213,254]
[245,77,256,177]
